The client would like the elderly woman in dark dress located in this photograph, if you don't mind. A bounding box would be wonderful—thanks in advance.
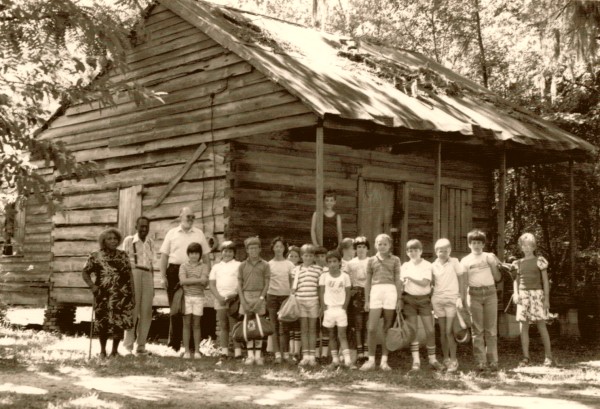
[82,228,135,358]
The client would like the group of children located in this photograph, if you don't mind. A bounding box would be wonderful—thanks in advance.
[176,227,554,373]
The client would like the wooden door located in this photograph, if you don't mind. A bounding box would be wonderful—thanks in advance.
[403,183,434,259]
[118,185,143,238]
[358,179,403,256]
[440,186,472,259]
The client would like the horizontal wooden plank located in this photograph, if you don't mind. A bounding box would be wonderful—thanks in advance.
[24,223,52,234]
[52,241,98,257]
[24,232,52,243]
[0,260,50,276]
[0,270,50,282]
[52,257,87,272]
[143,196,229,220]
[151,216,225,241]
[129,36,216,69]
[142,177,228,205]
[109,99,309,148]
[0,282,49,292]
[52,225,107,241]
[52,209,118,225]
[0,253,53,262]
[47,64,260,136]
[22,243,52,253]
[232,169,356,193]
[57,161,228,195]
[51,287,168,306]
[0,291,48,306]
[61,191,119,210]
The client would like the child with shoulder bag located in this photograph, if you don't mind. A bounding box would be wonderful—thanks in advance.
[512,233,554,367]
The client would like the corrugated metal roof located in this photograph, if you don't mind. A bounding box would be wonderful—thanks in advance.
[166,0,596,155]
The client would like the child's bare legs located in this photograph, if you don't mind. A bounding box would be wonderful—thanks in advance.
[366,308,382,361]
[328,327,339,364]
[536,321,552,361]
[300,317,310,364]
[406,315,420,368]
[379,309,395,369]
[192,314,202,357]
[337,325,352,366]
[308,317,318,363]
[182,314,192,357]
[519,321,530,360]
[421,314,441,368]
[438,317,449,361]
[446,315,457,361]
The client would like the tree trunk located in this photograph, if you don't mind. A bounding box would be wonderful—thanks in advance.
[473,0,489,88]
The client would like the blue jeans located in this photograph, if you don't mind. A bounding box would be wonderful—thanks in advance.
[468,286,498,365]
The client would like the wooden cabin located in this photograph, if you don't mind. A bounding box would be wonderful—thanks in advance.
[0,0,594,334]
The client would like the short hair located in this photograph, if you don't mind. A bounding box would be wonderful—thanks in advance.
[324,189,336,199]
[244,236,261,248]
[187,242,203,257]
[354,236,370,250]
[300,243,315,255]
[340,237,354,250]
[326,250,341,262]
[434,238,452,251]
[375,233,392,245]
[288,245,301,258]
[518,233,537,248]
[136,216,150,226]
[315,246,327,255]
[406,239,422,250]
[98,228,123,250]
[467,229,487,244]
[220,240,237,252]
[270,236,288,255]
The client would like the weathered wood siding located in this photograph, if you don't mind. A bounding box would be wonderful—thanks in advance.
[229,133,493,260]
[0,4,315,306]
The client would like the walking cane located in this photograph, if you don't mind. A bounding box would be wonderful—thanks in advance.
[88,297,95,360]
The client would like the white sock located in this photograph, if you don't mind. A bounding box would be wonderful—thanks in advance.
[368,356,375,363]
[381,355,388,364]
[234,348,242,357]
[342,349,351,364]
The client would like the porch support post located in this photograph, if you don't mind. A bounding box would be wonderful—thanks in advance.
[569,159,576,288]
[316,124,324,246]
[433,142,442,243]
[497,148,506,260]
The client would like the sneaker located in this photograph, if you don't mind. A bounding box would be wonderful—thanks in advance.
[447,360,459,373]
[99,351,107,360]
[518,357,530,367]
[182,352,192,359]
[255,357,265,366]
[308,358,317,367]
[543,358,554,367]
[123,349,134,356]
[443,358,451,369]
[274,357,283,364]
[298,358,310,367]
[429,360,444,371]
[136,349,151,356]
[380,362,392,371]
[194,352,202,360]
[328,361,340,370]
[244,357,255,365]
[360,360,376,371]
[489,362,499,373]
[409,362,421,372]
[477,363,488,372]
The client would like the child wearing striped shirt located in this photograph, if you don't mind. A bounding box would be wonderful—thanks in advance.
[292,244,322,366]
[179,242,209,359]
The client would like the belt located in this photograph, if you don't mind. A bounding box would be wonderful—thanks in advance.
[134,266,152,272]
[469,285,496,290]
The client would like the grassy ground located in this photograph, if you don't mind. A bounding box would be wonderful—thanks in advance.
[1,316,600,408]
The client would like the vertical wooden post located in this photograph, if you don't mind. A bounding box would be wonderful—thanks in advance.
[497,149,506,260]
[569,159,576,288]
[316,125,324,246]
[433,142,442,244]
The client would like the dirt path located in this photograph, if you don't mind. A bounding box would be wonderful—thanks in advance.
[2,364,598,409]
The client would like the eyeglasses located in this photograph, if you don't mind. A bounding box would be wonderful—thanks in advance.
[184,215,196,220]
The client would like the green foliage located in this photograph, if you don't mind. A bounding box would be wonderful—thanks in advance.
[0,0,153,209]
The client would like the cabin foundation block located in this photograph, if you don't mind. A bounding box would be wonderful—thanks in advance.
[43,301,76,333]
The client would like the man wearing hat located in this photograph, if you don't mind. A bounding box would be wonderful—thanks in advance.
[209,240,242,362]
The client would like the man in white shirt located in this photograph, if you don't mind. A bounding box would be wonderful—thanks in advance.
[159,207,211,352]
[121,217,154,355]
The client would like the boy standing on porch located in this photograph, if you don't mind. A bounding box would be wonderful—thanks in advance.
[311,190,343,251]
[460,229,501,372]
